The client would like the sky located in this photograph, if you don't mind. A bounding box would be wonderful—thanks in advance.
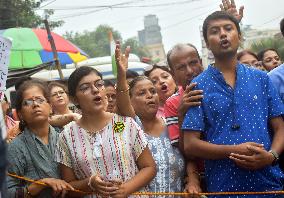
[40,0,284,54]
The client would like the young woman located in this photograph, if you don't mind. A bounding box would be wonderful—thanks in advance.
[56,66,156,198]
[115,43,200,197]
[7,80,73,198]
[48,82,81,128]
[144,65,177,117]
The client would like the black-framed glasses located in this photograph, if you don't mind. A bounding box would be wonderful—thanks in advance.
[22,97,47,107]
[79,80,105,94]
[51,90,66,98]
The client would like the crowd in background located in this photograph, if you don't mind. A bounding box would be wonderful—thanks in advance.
[0,0,284,197]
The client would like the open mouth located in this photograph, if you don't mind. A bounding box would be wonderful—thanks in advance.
[93,96,102,103]
[146,100,157,107]
[220,39,230,48]
[161,84,168,92]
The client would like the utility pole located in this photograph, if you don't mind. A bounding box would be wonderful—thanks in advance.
[43,19,64,80]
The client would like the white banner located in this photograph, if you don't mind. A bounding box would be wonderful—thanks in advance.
[0,36,12,100]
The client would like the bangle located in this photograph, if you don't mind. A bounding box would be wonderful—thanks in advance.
[88,175,97,191]
[116,86,130,93]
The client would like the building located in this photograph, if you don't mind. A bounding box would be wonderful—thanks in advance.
[138,15,166,62]
[200,26,214,68]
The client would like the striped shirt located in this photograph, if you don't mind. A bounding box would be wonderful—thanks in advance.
[164,87,184,144]
[56,114,148,198]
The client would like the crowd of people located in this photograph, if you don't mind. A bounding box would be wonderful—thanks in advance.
[0,0,284,197]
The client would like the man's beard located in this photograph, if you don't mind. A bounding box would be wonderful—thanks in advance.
[213,48,238,60]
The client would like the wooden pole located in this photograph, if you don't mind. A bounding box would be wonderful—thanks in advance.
[43,19,64,80]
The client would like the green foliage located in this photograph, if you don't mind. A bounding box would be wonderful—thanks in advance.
[250,38,284,61]
[122,37,150,59]
[0,0,63,29]
[65,27,151,59]
[64,25,122,57]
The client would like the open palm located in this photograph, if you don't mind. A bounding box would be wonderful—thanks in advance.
[220,0,244,22]
[115,41,130,73]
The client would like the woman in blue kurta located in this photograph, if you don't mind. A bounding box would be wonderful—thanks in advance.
[114,44,187,197]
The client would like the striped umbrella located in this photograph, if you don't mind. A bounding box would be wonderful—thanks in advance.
[0,28,88,70]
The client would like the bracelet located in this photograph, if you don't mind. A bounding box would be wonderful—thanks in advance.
[116,86,130,93]
[88,175,97,191]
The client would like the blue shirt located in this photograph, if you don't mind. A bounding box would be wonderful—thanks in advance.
[182,63,284,196]
[268,63,284,103]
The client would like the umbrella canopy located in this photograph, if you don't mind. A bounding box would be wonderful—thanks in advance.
[7,61,54,88]
[0,28,88,70]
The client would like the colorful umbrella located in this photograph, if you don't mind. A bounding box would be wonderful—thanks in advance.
[0,28,88,70]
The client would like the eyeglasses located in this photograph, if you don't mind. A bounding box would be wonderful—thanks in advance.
[78,80,104,94]
[22,97,47,107]
[51,90,66,98]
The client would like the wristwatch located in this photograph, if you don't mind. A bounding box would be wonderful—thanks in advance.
[269,150,279,166]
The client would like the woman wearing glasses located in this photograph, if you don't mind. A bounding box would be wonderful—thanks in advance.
[56,66,156,197]
[144,64,177,117]
[48,82,72,115]
[48,82,81,129]
[7,80,74,197]
[237,50,266,71]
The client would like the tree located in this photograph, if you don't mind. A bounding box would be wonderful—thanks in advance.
[0,0,63,29]
[250,38,284,61]
[64,25,122,57]
[122,37,150,59]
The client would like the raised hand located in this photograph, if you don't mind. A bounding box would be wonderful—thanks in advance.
[220,0,244,22]
[115,41,130,74]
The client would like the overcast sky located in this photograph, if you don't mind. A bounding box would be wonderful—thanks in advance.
[42,0,284,54]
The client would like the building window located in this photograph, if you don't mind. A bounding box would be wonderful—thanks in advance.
[156,50,160,56]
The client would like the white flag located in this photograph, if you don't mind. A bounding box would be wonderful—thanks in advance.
[0,36,12,100]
